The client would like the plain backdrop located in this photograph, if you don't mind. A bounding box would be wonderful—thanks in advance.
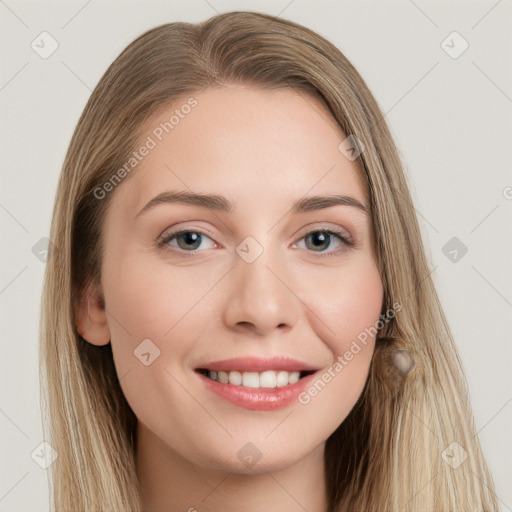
[1,1,511,510]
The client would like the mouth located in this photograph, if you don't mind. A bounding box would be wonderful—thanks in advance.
[193,356,320,411]
[195,368,317,389]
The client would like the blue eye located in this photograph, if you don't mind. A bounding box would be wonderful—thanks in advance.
[159,230,216,252]
[158,228,352,256]
[295,229,352,255]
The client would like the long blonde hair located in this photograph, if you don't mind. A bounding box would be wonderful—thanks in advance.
[39,10,499,511]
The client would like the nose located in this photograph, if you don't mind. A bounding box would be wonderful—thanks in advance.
[222,241,302,337]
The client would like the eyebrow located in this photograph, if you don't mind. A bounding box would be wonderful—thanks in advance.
[135,190,369,218]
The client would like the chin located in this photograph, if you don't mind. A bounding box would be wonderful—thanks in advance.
[187,435,319,475]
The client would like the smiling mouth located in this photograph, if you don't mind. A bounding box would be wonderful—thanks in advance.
[195,369,316,389]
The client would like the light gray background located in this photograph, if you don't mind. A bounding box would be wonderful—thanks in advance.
[1,1,511,510]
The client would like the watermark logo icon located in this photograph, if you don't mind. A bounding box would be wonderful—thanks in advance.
[32,237,56,263]
[134,338,161,366]
[237,442,262,468]
[442,236,468,263]
[31,31,59,59]
[441,31,469,59]
[236,236,264,264]
[338,135,365,161]
[441,441,468,469]
[31,441,58,469]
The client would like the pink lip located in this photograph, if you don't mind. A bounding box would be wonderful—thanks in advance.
[196,369,319,411]
[195,355,318,373]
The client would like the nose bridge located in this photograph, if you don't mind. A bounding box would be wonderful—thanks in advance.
[246,237,274,271]
[224,233,300,333]
[236,234,285,298]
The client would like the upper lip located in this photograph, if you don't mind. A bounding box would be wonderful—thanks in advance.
[195,356,319,373]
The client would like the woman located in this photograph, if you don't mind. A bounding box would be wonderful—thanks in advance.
[39,10,498,511]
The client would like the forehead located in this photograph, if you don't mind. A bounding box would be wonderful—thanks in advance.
[111,85,368,218]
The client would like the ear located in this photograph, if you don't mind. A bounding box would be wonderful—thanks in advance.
[75,280,111,346]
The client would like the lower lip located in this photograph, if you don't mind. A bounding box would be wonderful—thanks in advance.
[196,371,318,411]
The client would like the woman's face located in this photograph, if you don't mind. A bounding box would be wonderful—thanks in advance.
[86,85,383,473]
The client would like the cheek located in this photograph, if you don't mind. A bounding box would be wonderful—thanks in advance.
[294,258,383,433]
[100,255,216,441]
[102,252,218,345]
[100,251,229,400]
[301,255,384,352]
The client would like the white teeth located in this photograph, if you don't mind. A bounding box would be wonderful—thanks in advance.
[228,371,242,385]
[205,369,305,388]
[259,370,277,388]
[276,371,289,387]
[242,372,259,388]
[217,371,229,383]
[288,371,300,384]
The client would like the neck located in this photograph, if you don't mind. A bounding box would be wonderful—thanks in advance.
[135,421,327,512]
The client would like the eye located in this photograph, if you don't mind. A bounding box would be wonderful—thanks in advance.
[158,229,216,252]
[293,229,353,256]
[158,227,353,256]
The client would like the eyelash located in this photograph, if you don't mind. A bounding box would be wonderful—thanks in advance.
[157,227,354,257]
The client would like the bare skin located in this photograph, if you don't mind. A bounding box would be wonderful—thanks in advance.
[77,85,384,512]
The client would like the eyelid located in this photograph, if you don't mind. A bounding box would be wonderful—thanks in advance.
[295,223,353,246]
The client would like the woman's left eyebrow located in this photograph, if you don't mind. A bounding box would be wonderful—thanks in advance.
[135,190,369,218]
